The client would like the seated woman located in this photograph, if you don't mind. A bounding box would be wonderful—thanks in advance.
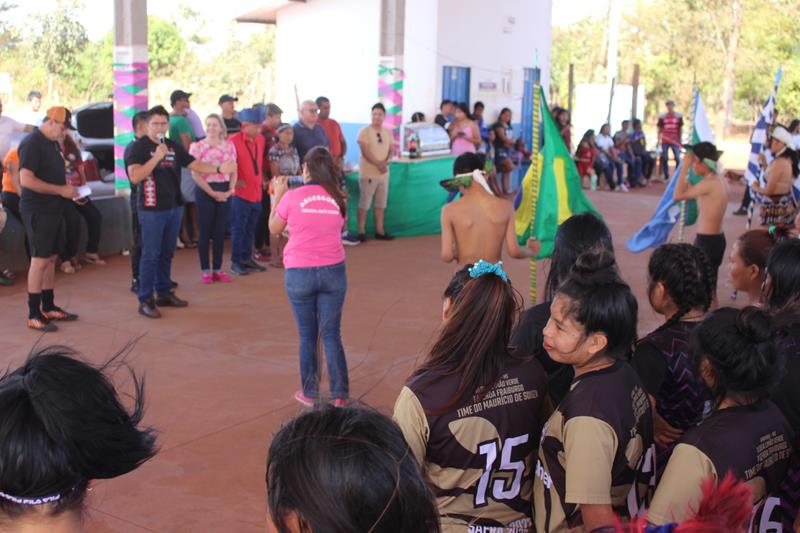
[648,307,793,526]
[752,125,799,227]
[575,129,598,190]
[728,225,791,306]
[58,130,105,273]
[533,249,652,533]
[0,346,157,532]
[266,404,440,533]
[394,261,548,530]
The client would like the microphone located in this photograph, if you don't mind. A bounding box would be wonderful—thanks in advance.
[156,133,165,144]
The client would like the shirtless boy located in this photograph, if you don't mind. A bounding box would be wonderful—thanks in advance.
[673,141,728,290]
[440,153,538,266]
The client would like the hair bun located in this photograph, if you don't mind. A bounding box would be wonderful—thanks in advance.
[570,248,617,280]
[735,306,773,344]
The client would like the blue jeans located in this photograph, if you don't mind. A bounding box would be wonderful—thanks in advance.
[196,183,230,272]
[661,143,681,180]
[137,207,182,303]
[230,196,260,264]
[285,262,349,399]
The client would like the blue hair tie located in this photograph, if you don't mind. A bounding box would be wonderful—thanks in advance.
[468,260,508,283]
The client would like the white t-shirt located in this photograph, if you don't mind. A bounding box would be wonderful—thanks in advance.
[595,134,614,153]
[0,116,27,161]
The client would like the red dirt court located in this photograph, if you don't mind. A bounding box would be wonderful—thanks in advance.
[0,181,748,532]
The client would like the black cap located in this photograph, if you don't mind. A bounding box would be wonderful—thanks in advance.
[218,94,238,105]
[170,90,192,106]
[683,141,721,162]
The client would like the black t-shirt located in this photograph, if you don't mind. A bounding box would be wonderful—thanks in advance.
[18,129,67,214]
[125,136,194,211]
[434,113,447,128]
[511,302,574,405]
[224,117,242,135]
[124,138,139,203]
[772,325,800,435]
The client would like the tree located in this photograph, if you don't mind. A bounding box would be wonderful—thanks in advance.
[148,16,187,78]
[32,0,88,95]
[0,2,20,50]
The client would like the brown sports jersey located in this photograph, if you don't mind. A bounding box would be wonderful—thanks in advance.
[534,360,654,533]
[394,357,548,532]
[648,401,793,529]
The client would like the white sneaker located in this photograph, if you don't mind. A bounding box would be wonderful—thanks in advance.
[620,183,630,192]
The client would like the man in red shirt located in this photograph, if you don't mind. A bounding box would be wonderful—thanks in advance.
[229,108,267,276]
[255,103,283,260]
[316,96,347,170]
[657,99,684,182]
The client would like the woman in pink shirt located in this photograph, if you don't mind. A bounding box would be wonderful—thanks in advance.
[269,146,349,407]
[189,114,238,283]
[449,102,481,156]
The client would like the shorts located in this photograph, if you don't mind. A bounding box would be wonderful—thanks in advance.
[694,233,726,290]
[359,176,389,210]
[21,209,63,258]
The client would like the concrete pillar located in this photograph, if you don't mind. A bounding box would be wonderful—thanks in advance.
[113,0,148,193]
[379,0,405,153]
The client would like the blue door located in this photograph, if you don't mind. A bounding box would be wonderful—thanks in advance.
[520,68,541,151]
[442,66,471,106]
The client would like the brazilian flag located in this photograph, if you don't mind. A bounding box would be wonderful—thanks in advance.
[515,86,600,259]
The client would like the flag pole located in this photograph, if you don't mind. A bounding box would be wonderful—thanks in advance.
[529,73,542,303]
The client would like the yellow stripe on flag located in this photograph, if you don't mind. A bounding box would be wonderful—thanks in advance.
[553,157,571,224]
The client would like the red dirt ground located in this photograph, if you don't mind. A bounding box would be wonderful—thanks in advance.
[0,180,750,532]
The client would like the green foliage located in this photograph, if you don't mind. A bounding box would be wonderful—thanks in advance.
[32,0,88,79]
[148,16,187,77]
[0,2,20,50]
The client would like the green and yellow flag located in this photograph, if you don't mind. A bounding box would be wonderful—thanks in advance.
[515,86,600,259]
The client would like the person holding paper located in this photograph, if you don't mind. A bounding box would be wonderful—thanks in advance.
[57,129,105,273]
[17,106,80,332]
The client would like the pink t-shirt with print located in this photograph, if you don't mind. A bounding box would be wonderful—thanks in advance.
[276,184,346,269]
[188,139,236,183]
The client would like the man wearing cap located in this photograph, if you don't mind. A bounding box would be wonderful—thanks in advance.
[752,124,799,226]
[169,90,195,150]
[673,141,728,291]
[254,102,283,261]
[127,105,236,319]
[657,100,683,182]
[440,152,538,266]
[219,95,241,135]
[169,90,201,248]
[293,100,329,162]
[17,106,80,331]
[229,108,267,276]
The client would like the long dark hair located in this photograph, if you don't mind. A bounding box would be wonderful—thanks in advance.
[412,265,523,414]
[266,405,440,533]
[690,307,783,406]
[764,238,800,310]
[0,346,157,519]
[648,243,713,326]
[545,212,614,300]
[304,146,346,216]
[557,250,638,359]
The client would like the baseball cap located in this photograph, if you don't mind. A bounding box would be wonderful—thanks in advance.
[45,107,76,130]
[683,141,723,171]
[170,90,192,106]
[238,108,259,125]
[265,103,283,116]
[218,94,238,105]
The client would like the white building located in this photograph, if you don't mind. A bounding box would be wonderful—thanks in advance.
[237,0,553,163]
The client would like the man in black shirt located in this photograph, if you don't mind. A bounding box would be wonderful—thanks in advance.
[126,105,235,318]
[18,107,80,331]
[434,99,453,129]
[218,94,241,135]
[125,111,149,294]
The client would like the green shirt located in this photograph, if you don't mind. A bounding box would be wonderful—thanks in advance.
[169,115,194,145]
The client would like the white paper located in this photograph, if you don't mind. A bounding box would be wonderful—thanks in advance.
[75,185,92,199]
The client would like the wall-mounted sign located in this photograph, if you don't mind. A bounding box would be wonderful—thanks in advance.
[479,81,497,91]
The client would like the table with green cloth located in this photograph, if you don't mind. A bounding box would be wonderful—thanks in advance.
[345,155,455,237]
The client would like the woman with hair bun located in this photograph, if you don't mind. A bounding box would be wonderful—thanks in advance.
[728,225,791,305]
[533,249,653,533]
[394,261,548,530]
[647,307,792,526]
[0,346,157,532]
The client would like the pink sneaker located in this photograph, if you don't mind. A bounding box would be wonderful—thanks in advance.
[213,271,233,283]
[294,390,314,407]
[201,273,214,284]
[332,398,348,407]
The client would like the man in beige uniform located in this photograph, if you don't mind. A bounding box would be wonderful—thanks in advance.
[441,153,538,266]
[356,102,393,242]
[673,142,728,293]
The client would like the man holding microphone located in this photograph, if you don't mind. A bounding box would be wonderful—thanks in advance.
[126,105,235,319]
[18,106,80,331]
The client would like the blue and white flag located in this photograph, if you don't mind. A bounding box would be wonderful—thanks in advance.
[626,92,713,253]
[744,68,782,201]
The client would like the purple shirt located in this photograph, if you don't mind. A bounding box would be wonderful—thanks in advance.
[185,108,206,141]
